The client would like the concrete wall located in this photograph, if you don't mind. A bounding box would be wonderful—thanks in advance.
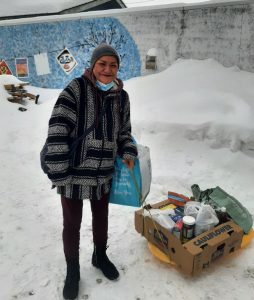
[0,0,253,88]
[118,1,254,75]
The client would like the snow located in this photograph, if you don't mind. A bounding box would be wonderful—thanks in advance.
[124,0,243,8]
[0,0,93,17]
[147,48,157,56]
[0,58,254,299]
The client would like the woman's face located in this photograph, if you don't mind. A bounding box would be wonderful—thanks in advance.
[93,56,118,84]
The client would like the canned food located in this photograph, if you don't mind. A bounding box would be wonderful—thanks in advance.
[182,216,195,241]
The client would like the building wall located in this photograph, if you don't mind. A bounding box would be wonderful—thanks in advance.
[0,18,141,88]
[118,1,254,75]
[0,1,253,88]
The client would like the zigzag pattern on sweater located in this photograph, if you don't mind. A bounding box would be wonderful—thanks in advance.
[44,73,137,189]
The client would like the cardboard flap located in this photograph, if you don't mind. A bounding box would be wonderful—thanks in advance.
[135,208,144,234]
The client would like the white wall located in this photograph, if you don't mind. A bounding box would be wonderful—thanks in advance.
[118,1,254,74]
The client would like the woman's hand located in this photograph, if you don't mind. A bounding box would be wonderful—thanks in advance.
[122,159,135,169]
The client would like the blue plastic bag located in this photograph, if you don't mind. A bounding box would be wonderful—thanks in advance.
[109,157,143,207]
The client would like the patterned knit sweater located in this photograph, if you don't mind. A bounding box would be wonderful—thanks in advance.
[44,69,137,200]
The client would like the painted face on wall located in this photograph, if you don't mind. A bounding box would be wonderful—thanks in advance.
[93,56,118,84]
[57,49,77,74]
[59,54,72,65]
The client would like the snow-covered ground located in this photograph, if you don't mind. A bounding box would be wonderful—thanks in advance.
[0,58,254,300]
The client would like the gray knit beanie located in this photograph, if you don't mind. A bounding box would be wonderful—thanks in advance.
[90,43,120,70]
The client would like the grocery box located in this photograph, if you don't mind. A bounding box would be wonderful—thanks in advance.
[135,200,244,275]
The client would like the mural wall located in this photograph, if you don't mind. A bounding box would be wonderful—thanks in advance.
[0,18,141,88]
[0,1,253,88]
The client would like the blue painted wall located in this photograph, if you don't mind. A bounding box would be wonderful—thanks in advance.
[0,17,141,88]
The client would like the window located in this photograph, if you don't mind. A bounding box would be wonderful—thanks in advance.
[146,48,157,70]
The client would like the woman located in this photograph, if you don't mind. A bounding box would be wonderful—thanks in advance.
[44,43,137,299]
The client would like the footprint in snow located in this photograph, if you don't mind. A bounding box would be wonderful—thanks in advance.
[243,267,254,278]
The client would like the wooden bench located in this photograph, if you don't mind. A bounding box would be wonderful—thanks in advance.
[4,83,39,104]
[7,96,23,104]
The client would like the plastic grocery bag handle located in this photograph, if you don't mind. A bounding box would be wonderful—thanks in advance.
[129,168,142,203]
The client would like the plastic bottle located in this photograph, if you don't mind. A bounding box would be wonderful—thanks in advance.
[152,213,175,231]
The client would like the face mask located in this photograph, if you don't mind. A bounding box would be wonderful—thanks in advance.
[96,80,114,91]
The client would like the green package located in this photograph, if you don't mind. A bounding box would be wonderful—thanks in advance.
[191,185,253,234]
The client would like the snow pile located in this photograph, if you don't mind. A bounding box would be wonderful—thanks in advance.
[126,59,254,155]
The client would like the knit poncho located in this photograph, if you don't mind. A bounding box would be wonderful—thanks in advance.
[44,69,137,200]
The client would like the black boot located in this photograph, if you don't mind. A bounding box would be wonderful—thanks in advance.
[63,258,80,300]
[92,245,119,280]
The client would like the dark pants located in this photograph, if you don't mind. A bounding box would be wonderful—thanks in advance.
[61,194,109,260]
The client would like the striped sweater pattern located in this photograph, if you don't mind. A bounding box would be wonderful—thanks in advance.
[44,70,137,195]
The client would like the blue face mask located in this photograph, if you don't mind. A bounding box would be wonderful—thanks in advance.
[96,80,114,91]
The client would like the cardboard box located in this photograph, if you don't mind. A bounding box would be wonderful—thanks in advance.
[135,200,244,275]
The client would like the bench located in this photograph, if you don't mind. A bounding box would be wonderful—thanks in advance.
[4,83,39,104]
